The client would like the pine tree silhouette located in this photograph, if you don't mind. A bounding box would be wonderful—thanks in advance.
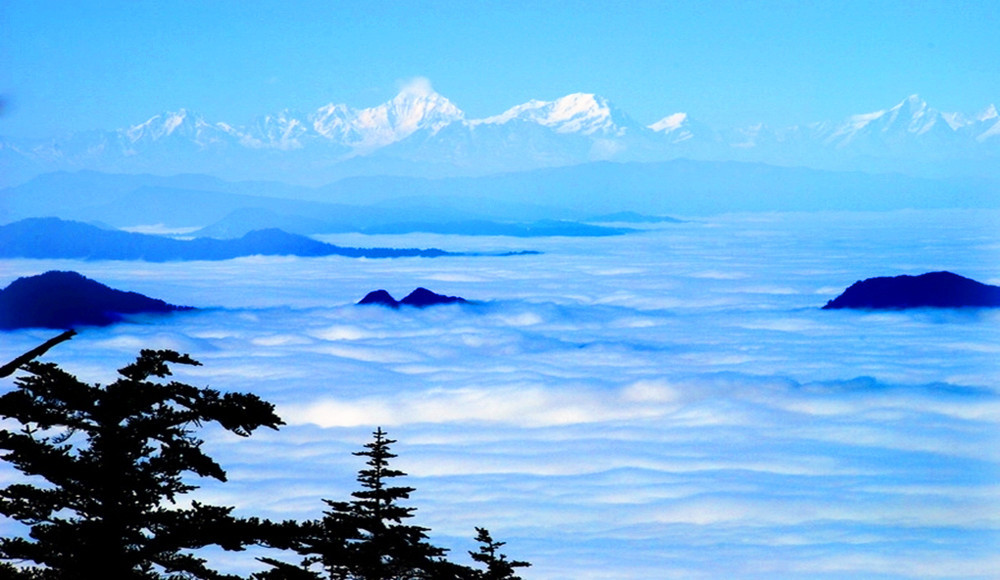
[258,428,482,580]
[469,528,531,580]
[0,349,286,579]
[338,427,451,579]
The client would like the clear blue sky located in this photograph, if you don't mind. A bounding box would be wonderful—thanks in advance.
[2,0,998,138]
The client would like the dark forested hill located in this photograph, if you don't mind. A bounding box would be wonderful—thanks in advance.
[823,271,1000,309]
[0,271,193,330]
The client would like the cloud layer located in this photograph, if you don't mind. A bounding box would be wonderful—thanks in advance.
[1,209,998,579]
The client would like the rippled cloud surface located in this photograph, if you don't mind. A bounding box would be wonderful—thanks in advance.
[2,210,998,579]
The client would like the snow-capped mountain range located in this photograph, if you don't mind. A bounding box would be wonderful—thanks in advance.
[2,83,998,185]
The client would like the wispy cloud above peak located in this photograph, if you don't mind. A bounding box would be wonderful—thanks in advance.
[396,76,437,98]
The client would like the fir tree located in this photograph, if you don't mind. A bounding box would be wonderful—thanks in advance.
[468,528,530,580]
[0,349,286,579]
[339,427,451,580]
[260,428,471,580]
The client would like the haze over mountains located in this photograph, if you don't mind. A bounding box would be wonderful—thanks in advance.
[3,81,998,186]
[3,160,996,236]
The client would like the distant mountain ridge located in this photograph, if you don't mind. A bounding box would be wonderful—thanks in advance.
[3,85,998,185]
[0,218,456,261]
[2,162,997,234]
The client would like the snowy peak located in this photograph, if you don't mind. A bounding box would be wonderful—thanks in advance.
[648,112,687,133]
[245,109,309,150]
[7,86,999,187]
[977,114,1000,142]
[109,89,1000,157]
[374,79,464,138]
[476,93,633,136]
[935,103,999,141]
[311,78,464,148]
[885,94,940,134]
[389,77,464,128]
[824,94,955,146]
[647,113,698,143]
[976,104,998,122]
[125,110,193,142]
[837,95,932,134]
[311,103,353,140]
[122,109,232,148]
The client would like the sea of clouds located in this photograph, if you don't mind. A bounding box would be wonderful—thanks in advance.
[2,209,998,579]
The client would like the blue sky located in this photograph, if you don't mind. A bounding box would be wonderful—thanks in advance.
[2,1,999,138]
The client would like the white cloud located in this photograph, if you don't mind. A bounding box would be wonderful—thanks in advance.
[2,210,998,578]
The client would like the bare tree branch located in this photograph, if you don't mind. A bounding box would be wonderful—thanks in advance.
[0,329,77,378]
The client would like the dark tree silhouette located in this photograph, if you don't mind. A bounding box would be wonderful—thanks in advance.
[0,330,75,378]
[258,428,506,580]
[323,427,456,580]
[0,349,285,579]
[468,528,530,580]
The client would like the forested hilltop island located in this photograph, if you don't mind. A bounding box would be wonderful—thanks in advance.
[0,271,193,330]
[0,346,530,579]
[823,271,1000,310]
[358,288,469,308]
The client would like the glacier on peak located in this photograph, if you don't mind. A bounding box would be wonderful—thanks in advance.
[978,117,1000,142]
[823,94,964,144]
[648,112,688,133]
[247,109,309,150]
[121,109,237,150]
[976,104,998,122]
[648,113,695,144]
[885,94,940,134]
[844,110,886,129]
[473,93,631,136]
[307,81,464,149]
[125,109,192,142]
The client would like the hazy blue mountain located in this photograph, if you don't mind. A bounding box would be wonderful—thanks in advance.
[191,207,346,238]
[319,159,1000,215]
[0,270,193,330]
[587,211,684,223]
[0,218,454,261]
[0,170,320,223]
[822,271,1000,309]
[361,219,633,237]
[190,210,624,238]
[1,170,582,231]
[3,161,997,234]
[72,186,358,229]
